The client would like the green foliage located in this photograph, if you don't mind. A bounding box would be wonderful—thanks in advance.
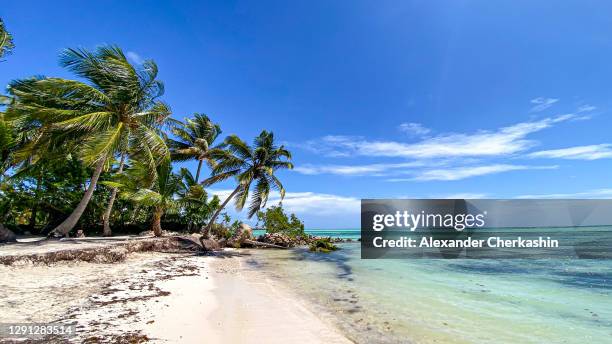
[168,113,222,183]
[256,205,304,237]
[0,18,15,61]
[0,155,109,233]
[6,45,170,170]
[0,42,293,239]
[173,168,221,229]
[209,213,241,240]
[309,238,338,253]
[202,130,293,239]
[0,113,15,173]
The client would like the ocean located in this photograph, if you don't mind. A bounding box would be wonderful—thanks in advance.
[245,229,612,343]
[252,228,361,240]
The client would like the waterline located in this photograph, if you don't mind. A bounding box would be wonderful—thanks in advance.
[246,244,612,343]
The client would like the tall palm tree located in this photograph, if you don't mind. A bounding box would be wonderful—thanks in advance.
[168,114,222,183]
[0,18,14,61]
[201,130,293,238]
[0,17,14,172]
[0,113,14,174]
[6,45,170,237]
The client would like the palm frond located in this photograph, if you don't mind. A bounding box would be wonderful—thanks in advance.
[248,176,270,218]
[80,123,125,165]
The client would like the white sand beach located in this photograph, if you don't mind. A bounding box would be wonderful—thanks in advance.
[0,238,352,343]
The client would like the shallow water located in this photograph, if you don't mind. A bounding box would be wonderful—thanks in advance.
[246,243,612,344]
[252,228,361,239]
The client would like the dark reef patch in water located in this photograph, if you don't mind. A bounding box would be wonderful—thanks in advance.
[445,259,612,291]
[244,257,267,268]
[554,270,612,291]
[445,260,533,275]
[288,246,354,281]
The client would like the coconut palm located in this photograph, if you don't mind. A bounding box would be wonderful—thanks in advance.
[168,114,222,183]
[0,18,14,61]
[0,17,14,171]
[175,167,220,231]
[201,130,293,238]
[6,45,170,237]
[0,113,14,174]
[117,159,182,236]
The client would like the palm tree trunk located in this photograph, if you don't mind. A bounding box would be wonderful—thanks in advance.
[29,172,43,232]
[129,205,141,223]
[151,206,163,237]
[52,157,106,237]
[102,153,126,236]
[202,185,241,238]
[195,159,203,184]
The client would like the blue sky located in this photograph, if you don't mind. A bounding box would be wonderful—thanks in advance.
[3,1,612,228]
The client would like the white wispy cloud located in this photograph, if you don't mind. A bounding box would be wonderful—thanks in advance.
[528,144,612,160]
[387,164,558,182]
[208,190,360,217]
[530,97,559,112]
[577,104,596,113]
[398,122,431,136]
[433,192,489,199]
[301,115,576,159]
[278,192,360,214]
[126,51,144,64]
[294,161,425,176]
[515,188,612,199]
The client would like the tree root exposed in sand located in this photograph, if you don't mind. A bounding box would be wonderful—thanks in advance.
[243,239,287,249]
[0,236,202,266]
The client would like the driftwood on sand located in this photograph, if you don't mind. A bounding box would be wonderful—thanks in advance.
[242,239,287,249]
[198,223,288,251]
[200,223,252,251]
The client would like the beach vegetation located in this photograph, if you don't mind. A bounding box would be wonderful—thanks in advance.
[0,18,14,61]
[0,27,295,245]
[168,113,222,184]
[201,131,293,238]
[209,213,243,240]
[6,45,170,237]
[256,205,304,237]
[309,237,338,253]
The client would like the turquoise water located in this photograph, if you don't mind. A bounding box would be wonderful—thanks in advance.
[245,243,612,344]
[252,228,361,239]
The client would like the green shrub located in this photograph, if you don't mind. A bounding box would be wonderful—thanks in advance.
[256,205,304,238]
[210,213,241,239]
[309,237,338,253]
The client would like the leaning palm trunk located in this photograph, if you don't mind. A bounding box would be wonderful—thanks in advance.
[151,206,164,237]
[201,185,241,239]
[195,159,203,184]
[102,153,126,236]
[52,157,106,237]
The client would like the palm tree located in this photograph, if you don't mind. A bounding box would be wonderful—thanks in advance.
[6,45,170,237]
[0,18,16,242]
[0,113,14,174]
[118,159,182,237]
[0,18,14,171]
[0,18,14,61]
[201,130,293,238]
[176,167,220,231]
[168,114,222,183]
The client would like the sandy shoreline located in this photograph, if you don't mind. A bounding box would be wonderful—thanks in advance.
[0,243,352,343]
